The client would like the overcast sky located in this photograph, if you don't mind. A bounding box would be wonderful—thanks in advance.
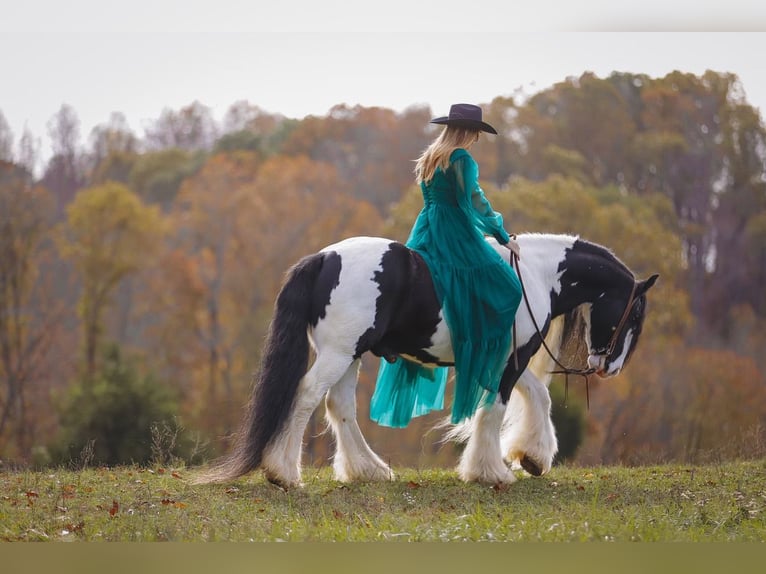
[2,2,766,162]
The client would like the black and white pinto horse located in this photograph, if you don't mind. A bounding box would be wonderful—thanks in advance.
[196,233,658,488]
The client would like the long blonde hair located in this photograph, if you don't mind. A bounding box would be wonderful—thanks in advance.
[414,126,480,184]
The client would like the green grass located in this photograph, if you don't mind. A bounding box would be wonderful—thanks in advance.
[1,460,764,542]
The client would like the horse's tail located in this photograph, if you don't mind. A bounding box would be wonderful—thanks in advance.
[193,253,324,484]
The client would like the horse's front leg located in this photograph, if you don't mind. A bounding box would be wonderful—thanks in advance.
[457,398,516,485]
[500,369,558,476]
[324,359,394,482]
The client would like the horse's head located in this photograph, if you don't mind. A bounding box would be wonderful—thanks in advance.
[585,273,659,377]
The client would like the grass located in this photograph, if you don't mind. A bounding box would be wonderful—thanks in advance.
[1,460,764,542]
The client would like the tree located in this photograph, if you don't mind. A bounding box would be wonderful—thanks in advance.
[706,91,766,330]
[157,153,262,435]
[145,151,384,444]
[143,101,219,152]
[17,126,40,179]
[0,161,62,458]
[52,344,181,466]
[88,112,138,162]
[42,104,86,215]
[594,341,766,464]
[87,112,140,186]
[58,182,164,380]
[221,101,286,137]
[0,111,13,162]
[281,104,431,212]
[128,148,204,208]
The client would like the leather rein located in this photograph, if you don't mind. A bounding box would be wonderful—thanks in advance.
[509,248,638,408]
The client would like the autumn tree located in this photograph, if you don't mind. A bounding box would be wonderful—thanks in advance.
[151,152,263,435]
[476,95,525,186]
[281,104,432,212]
[217,101,295,155]
[148,150,383,442]
[128,148,204,209]
[593,341,766,464]
[41,104,85,215]
[0,161,62,458]
[16,126,41,179]
[143,101,219,152]
[58,182,164,380]
[0,111,12,162]
[87,112,140,186]
[502,71,766,341]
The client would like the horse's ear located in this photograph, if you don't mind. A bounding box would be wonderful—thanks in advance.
[637,273,659,295]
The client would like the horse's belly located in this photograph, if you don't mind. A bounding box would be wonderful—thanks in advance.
[402,316,454,366]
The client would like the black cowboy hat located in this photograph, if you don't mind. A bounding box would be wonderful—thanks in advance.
[430,103,497,134]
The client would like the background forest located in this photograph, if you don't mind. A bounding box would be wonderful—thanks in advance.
[1,70,765,470]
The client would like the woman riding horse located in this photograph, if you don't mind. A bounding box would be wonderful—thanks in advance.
[371,103,522,428]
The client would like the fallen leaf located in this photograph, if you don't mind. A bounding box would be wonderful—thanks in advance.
[25,491,39,499]
[173,502,187,509]
[161,498,174,505]
[407,481,420,489]
[109,500,119,517]
[332,509,344,519]
[171,472,182,479]
[65,521,85,533]
[225,487,239,495]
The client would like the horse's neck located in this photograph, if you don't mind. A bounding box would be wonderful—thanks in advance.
[552,242,634,314]
[491,233,632,312]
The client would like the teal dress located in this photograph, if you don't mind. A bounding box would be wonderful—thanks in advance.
[370,148,522,427]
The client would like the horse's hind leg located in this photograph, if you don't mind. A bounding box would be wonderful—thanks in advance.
[458,398,517,484]
[261,350,353,488]
[325,359,394,482]
[500,369,558,476]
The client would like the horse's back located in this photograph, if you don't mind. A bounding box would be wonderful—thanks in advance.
[314,236,447,362]
[311,237,397,356]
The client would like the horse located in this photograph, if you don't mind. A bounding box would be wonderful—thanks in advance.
[194,233,658,488]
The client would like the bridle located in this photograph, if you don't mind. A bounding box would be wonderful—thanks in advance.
[510,249,638,408]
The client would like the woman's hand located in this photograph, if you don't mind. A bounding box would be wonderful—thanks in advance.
[505,238,520,259]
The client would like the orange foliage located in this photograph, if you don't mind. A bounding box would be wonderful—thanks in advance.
[582,339,766,465]
[143,151,384,445]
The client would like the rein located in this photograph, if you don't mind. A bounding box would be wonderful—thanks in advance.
[509,248,638,409]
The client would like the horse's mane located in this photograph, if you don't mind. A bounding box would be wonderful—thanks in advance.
[525,307,589,385]
[571,237,635,279]
[520,232,635,280]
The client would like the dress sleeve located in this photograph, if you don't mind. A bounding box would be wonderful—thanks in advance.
[453,151,511,245]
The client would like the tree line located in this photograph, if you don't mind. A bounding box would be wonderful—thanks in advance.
[1,69,765,468]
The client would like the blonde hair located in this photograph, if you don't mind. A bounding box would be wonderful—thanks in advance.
[414,126,480,184]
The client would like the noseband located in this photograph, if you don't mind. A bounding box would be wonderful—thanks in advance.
[510,250,637,408]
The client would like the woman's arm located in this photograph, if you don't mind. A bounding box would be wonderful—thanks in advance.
[454,152,512,246]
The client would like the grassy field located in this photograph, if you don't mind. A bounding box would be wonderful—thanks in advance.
[1,459,764,542]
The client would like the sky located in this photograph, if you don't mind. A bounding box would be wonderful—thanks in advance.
[2,2,766,164]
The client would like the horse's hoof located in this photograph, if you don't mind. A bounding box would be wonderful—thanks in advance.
[265,472,301,490]
[520,455,543,477]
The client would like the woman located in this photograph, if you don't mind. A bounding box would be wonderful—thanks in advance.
[370,103,522,427]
